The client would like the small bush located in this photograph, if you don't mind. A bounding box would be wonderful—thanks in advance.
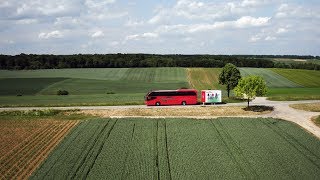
[243,105,274,112]
[57,90,69,95]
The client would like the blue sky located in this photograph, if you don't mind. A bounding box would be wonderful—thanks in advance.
[0,0,319,55]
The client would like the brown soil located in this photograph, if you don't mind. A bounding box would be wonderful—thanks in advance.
[0,120,79,179]
[81,106,271,117]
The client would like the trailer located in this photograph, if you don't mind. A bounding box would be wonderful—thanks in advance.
[201,90,222,104]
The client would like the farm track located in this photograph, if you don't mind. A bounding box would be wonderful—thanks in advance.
[0,120,78,180]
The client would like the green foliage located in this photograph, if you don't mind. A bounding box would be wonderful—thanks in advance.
[234,75,267,107]
[240,68,300,88]
[271,68,320,87]
[57,90,69,95]
[219,63,241,97]
[32,118,320,179]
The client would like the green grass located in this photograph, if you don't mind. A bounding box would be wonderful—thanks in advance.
[313,116,320,127]
[0,68,188,106]
[0,68,129,80]
[31,118,320,179]
[267,88,320,101]
[0,78,67,95]
[0,93,146,107]
[240,68,301,88]
[271,69,320,87]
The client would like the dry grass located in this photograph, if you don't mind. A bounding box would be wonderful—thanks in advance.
[290,103,320,112]
[81,106,271,118]
[312,116,320,128]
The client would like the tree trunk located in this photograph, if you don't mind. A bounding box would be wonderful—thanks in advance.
[247,98,250,107]
[227,86,230,97]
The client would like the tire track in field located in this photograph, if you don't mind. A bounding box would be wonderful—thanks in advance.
[155,120,160,180]
[83,119,118,179]
[120,122,136,180]
[38,120,92,178]
[262,119,320,170]
[164,120,172,180]
[71,119,115,179]
[210,120,258,179]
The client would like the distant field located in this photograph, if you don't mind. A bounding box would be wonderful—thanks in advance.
[0,68,188,106]
[187,68,223,90]
[271,69,320,87]
[267,88,320,101]
[0,67,319,106]
[32,118,320,179]
[239,68,301,88]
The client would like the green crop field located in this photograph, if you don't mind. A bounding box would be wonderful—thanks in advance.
[1,67,320,106]
[271,69,320,87]
[31,118,320,179]
[239,68,301,88]
[0,68,189,107]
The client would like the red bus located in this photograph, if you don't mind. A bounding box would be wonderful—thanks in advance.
[145,89,198,106]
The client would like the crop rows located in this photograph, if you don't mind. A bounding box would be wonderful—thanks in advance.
[239,68,301,88]
[0,120,78,179]
[31,118,320,179]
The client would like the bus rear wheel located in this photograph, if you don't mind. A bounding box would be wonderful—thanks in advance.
[156,102,161,106]
[182,101,186,106]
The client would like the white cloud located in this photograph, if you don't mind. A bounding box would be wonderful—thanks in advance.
[125,32,158,41]
[91,30,104,38]
[85,0,116,9]
[276,28,288,34]
[265,36,276,41]
[235,16,270,28]
[38,30,63,39]
[125,19,144,27]
[15,18,38,25]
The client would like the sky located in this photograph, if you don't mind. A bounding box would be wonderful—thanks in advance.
[0,0,319,55]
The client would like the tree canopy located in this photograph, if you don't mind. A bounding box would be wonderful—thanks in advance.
[218,63,241,97]
[234,75,267,107]
[0,54,319,70]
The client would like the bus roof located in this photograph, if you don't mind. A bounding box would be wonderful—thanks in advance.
[148,89,197,93]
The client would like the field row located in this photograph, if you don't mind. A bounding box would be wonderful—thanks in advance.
[32,118,320,179]
[0,120,78,179]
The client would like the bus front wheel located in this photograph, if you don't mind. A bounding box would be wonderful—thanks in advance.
[156,102,161,106]
[182,101,186,106]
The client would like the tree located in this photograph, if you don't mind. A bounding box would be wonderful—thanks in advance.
[218,63,241,97]
[234,75,267,107]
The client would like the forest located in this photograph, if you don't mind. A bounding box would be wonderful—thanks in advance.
[0,54,319,70]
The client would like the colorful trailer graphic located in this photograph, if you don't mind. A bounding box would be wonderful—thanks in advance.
[201,90,222,103]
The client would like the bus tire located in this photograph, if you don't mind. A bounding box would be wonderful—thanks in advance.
[182,101,186,106]
[156,102,161,106]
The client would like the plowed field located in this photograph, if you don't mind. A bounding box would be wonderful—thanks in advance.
[0,120,78,179]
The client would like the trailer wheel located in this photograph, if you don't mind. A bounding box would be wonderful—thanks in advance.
[156,102,161,106]
[182,101,186,106]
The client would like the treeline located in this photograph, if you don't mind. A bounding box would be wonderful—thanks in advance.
[0,54,319,70]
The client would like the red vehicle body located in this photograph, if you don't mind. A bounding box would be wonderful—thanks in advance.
[145,89,198,106]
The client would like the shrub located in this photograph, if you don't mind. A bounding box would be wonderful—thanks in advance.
[57,90,69,95]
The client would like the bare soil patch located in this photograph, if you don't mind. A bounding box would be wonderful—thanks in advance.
[0,120,79,179]
[81,106,271,117]
[290,103,320,112]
